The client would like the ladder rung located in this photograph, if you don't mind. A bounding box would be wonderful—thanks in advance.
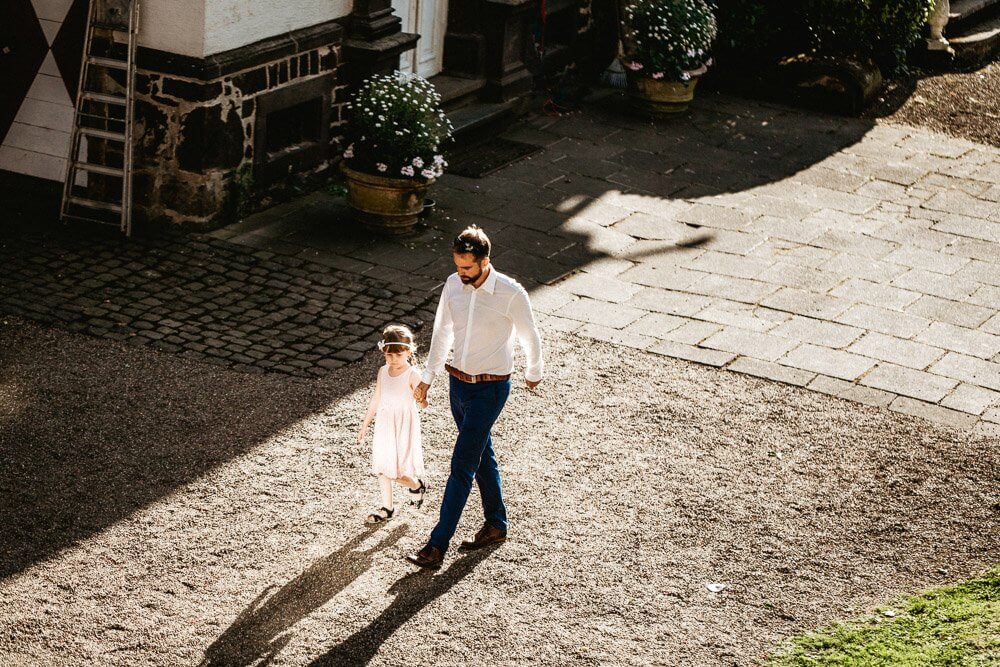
[82,91,127,105]
[67,196,123,213]
[78,126,126,141]
[61,212,123,227]
[76,112,126,125]
[72,162,124,177]
[92,22,131,32]
[87,55,128,70]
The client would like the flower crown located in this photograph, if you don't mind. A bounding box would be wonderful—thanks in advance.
[378,340,415,351]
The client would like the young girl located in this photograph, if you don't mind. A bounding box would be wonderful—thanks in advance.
[357,324,428,524]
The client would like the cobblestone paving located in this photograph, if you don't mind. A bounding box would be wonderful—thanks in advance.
[217,90,1000,435]
[0,228,438,378]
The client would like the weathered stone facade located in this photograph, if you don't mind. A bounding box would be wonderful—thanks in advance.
[132,21,347,227]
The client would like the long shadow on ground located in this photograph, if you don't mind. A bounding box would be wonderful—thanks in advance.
[307,546,498,666]
[200,525,409,666]
[0,319,364,581]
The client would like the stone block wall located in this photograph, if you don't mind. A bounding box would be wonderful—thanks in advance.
[132,20,348,227]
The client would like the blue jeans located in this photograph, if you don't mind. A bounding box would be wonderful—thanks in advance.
[428,375,511,552]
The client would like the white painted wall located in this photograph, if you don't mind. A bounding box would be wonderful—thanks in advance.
[139,0,206,57]
[139,0,351,58]
[203,0,352,56]
[0,0,79,181]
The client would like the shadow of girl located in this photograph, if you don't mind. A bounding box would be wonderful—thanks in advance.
[200,524,408,666]
[308,546,499,666]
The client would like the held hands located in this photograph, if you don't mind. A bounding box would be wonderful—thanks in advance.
[526,378,541,390]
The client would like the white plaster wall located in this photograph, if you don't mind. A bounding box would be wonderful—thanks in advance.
[139,0,206,57]
[204,0,352,56]
[139,0,350,58]
[0,0,82,181]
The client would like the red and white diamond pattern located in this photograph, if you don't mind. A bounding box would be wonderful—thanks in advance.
[1,0,87,182]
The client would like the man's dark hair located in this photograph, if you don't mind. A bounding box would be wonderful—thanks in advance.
[452,225,491,260]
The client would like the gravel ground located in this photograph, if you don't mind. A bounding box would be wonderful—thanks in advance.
[867,61,1000,147]
[1,316,997,666]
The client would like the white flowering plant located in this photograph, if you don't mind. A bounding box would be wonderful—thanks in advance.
[623,0,718,81]
[343,71,453,181]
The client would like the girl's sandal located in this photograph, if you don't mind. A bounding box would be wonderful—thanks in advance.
[408,479,427,508]
[365,507,394,525]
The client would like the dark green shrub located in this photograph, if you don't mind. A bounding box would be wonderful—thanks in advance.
[710,0,932,71]
[867,0,935,70]
[801,0,934,71]
[710,0,799,62]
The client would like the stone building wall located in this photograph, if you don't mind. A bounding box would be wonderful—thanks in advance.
[132,21,347,227]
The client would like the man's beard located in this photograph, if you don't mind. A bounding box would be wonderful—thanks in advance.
[459,266,483,284]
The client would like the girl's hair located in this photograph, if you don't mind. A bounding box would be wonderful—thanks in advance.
[381,324,418,364]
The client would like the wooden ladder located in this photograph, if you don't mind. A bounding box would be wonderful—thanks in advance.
[59,0,139,236]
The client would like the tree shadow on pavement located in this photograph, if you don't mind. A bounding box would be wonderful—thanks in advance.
[413,89,880,287]
[308,546,499,666]
[0,319,371,582]
[200,525,408,666]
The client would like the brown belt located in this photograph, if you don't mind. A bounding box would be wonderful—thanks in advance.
[445,364,511,384]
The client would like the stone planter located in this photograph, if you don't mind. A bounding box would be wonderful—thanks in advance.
[625,67,704,115]
[341,162,434,235]
[777,55,883,117]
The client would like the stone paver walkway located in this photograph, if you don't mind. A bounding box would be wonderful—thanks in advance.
[214,90,1000,435]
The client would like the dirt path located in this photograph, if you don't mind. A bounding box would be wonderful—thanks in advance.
[0,317,997,665]
[868,60,1000,147]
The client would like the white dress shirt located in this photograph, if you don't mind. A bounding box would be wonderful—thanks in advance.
[422,265,544,385]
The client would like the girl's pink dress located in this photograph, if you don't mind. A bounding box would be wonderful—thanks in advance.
[371,365,425,479]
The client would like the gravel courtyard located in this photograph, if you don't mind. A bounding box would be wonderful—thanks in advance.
[1,315,996,665]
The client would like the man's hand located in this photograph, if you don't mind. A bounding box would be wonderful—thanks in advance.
[414,382,430,404]
[526,378,541,390]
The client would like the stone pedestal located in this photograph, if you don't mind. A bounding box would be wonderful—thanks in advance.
[342,0,418,94]
[350,0,402,40]
[927,0,954,54]
[341,33,420,89]
[481,0,536,102]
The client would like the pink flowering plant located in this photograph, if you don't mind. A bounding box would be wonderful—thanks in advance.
[623,0,717,82]
[343,71,453,181]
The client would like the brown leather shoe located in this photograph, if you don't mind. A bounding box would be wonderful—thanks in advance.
[406,545,443,569]
[458,523,507,551]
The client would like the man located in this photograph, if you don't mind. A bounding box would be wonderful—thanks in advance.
[407,225,544,569]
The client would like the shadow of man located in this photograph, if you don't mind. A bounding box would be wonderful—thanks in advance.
[201,524,408,666]
[308,546,499,666]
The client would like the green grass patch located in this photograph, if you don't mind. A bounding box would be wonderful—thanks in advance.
[768,566,999,666]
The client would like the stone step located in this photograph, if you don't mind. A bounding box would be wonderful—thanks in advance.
[430,73,486,112]
[951,12,1000,65]
[446,101,517,144]
[949,0,1000,33]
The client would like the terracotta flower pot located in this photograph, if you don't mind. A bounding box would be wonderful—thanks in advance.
[341,162,434,235]
[626,70,700,115]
